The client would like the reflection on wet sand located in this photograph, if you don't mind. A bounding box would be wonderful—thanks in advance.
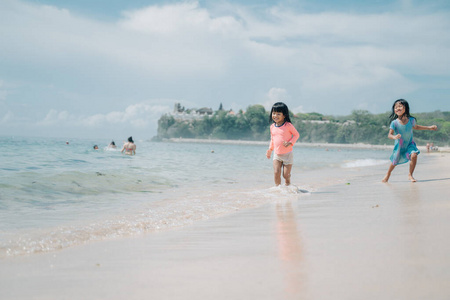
[382,177,450,297]
[389,183,426,272]
[275,202,305,298]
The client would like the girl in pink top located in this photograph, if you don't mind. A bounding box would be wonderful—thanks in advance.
[266,102,300,186]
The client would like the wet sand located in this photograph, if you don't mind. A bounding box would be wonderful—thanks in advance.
[1,152,449,300]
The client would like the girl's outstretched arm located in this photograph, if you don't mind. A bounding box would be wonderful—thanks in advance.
[413,124,438,131]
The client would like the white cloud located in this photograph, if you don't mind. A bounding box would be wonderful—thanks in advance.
[3,1,449,80]
[0,1,237,77]
[263,87,305,113]
[37,101,172,129]
[115,2,245,74]
[83,102,171,128]
[38,109,72,126]
[263,87,288,109]
[120,2,241,36]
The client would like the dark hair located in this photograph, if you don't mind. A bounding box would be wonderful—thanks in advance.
[389,99,415,122]
[128,136,134,143]
[110,141,115,146]
[269,102,291,123]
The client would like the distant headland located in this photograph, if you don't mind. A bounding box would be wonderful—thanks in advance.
[154,103,449,147]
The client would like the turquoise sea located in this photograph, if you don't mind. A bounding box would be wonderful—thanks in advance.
[0,136,390,257]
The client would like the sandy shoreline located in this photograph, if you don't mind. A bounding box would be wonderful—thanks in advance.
[1,152,449,299]
[164,137,450,152]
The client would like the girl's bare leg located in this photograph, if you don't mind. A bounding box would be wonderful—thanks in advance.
[283,164,293,186]
[409,153,418,182]
[382,163,396,182]
[273,159,283,186]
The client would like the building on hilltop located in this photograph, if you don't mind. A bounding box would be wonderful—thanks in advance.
[171,102,237,121]
[171,102,214,121]
[196,107,214,115]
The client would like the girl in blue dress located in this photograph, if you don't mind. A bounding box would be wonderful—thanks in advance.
[382,99,437,183]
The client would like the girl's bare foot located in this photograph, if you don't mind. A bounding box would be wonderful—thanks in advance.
[383,164,395,183]
[409,175,417,182]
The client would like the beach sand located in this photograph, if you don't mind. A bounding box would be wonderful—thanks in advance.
[1,152,449,300]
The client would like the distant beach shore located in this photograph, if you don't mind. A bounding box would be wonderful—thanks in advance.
[164,137,449,152]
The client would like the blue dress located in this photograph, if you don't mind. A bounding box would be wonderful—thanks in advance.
[389,117,420,165]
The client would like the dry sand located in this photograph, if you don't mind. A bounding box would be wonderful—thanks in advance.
[1,152,449,300]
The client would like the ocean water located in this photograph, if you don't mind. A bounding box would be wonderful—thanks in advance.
[0,136,390,257]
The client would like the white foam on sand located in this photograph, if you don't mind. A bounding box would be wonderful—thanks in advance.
[268,185,312,195]
[341,158,388,168]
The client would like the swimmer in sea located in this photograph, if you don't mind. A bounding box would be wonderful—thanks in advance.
[108,141,117,149]
[121,136,136,155]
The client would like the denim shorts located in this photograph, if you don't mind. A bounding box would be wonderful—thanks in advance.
[273,151,293,165]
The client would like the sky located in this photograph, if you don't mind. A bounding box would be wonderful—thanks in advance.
[1,0,449,140]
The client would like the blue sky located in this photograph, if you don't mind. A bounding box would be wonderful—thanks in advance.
[1,0,449,139]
